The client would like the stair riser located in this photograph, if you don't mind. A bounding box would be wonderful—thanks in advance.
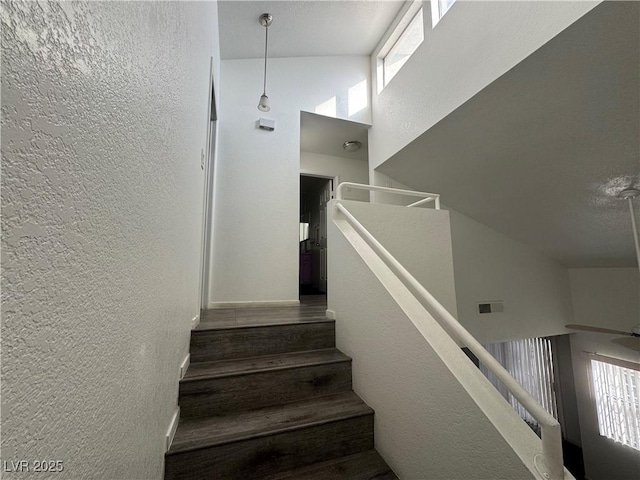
[164,415,374,480]
[190,322,335,362]
[259,450,397,480]
[180,362,352,418]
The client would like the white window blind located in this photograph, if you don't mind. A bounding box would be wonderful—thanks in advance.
[590,356,640,450]
[481,337,558,431]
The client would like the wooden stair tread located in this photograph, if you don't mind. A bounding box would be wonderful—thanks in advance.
[200,304,327,321]
[182,348,350,381]
[168,392,372,455]
[195,315,333,331]
[202,307,328,318]
[257,450,398,480]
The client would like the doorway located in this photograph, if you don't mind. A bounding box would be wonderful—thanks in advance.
[199,58,217,311]
[299,175,334,297]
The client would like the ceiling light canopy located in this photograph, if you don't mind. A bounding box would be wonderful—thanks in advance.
[343,141,362,152]
[257,13,273,112]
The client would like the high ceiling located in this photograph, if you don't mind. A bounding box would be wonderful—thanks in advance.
[378,2,639,268]
[218,0,404,59]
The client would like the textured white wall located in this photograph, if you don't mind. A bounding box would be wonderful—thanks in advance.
[336,201,458,317]
[449,208,574,344]
[211,56,370,303]
[1,1,219,478]
[372,171,575,344]
[300,151,369,202]
[369,0,598,170]
[328,202,541,479]
[567,268,640,480]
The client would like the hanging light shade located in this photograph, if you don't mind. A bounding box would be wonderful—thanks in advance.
[258,94,270,112]
[257,13,273,112]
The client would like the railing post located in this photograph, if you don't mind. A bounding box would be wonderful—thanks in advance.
[542,423,564,480]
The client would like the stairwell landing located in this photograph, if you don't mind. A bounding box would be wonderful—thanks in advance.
[164,295,397,480]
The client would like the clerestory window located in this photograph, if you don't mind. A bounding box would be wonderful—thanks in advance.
[377,2,424,92]
[431,0,457,27]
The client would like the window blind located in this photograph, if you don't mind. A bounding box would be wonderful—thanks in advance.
[590,357,640,450]
[481,337,558,431]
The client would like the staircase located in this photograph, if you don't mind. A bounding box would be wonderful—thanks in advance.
[164,296,397,480]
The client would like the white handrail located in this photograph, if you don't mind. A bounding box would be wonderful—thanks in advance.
[334,201,564,480]
[336,182,441,210]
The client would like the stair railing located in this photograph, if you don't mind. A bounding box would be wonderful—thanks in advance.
[336,182,441,209]
[333,200,564,480]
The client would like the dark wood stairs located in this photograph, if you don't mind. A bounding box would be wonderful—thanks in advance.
[164,297,397,480]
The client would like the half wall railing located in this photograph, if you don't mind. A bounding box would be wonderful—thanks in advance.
[336,182,441,209]
[332,188,564,480]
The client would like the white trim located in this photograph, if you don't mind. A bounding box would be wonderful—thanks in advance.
[200,57,218,310]
[166,407,180,452]
[326,309,336,320]
[207,300,300,309]
[180,354,190,380]
[191,315,200,330]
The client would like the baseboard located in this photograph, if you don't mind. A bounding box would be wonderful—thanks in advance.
[179,354,190,380]
[326,309,336,320]
[207,300,300,309]
[191,314,200,329]
[166,407,180,452]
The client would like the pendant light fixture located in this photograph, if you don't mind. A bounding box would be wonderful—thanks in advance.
[257,13,273,112]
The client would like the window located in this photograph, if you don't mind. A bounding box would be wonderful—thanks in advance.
[377,3,424,92]
[431,0,457,27]
[481,337,558,432]
[590,355,640,450]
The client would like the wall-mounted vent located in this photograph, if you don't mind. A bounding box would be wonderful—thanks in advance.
[478,301,504,315]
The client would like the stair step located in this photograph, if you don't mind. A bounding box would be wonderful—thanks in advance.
[257,450,398,480]
[200,305,328,323]
[165,392,374,480]
[190,319,335,362]
[179,349,352,417]
[196,315,331,330]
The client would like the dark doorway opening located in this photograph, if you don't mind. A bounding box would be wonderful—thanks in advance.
[299,175,333,297]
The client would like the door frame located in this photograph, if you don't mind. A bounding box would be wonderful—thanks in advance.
[199,58,218,311]
[299,172,339,296]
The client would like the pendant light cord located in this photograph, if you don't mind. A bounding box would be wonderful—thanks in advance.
[263,23,269,95]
